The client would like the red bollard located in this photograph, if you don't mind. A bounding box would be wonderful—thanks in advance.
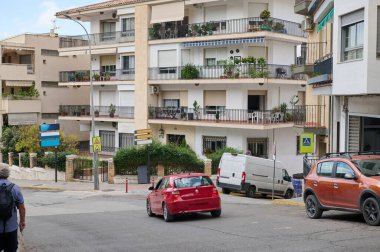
[152,177,155,188]
[125,177,128,193]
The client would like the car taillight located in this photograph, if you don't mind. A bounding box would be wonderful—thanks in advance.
[213,187,219,195]
[242,171,246,184]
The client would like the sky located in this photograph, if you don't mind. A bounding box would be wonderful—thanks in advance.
[0,0,100,40]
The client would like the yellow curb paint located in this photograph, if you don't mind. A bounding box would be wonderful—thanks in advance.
[20,186,95,192]
[272,199,305,207]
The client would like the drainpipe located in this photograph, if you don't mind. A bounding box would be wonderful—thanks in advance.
[342,96,349,152]
[329,96,334,152]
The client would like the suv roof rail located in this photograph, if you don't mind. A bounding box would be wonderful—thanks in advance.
[320,151,380,160]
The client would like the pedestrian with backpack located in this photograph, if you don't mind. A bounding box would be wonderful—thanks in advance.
[0,163,26,252]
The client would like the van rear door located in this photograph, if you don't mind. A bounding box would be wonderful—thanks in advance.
[219,154,245,189]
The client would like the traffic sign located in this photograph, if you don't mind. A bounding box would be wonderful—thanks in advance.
[135,129,152,135]
[134,128,152,145]
[135,139,153,145]
[40,123,60,148]
[135,134,153,140]
[300,133,314,154]
[92,136,102,153]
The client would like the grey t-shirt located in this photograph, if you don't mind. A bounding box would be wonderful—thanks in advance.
[0,179,24,233]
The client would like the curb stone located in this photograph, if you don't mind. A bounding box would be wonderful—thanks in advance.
[272,199,305,207]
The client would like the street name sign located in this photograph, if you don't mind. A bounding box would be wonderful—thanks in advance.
[134,129,152,145]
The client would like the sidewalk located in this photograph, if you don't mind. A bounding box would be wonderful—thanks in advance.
[272,197,305,207]
[10,178,151,194]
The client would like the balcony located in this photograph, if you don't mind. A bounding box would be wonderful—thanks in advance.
[294,0,312,15]
[149,64,305,82]
[0,64,35,81]
[293,105,326,129]
[1,97,41,114]
[308,54,333,86]
[59,105,134,121]
[294,42,328,74]
[149,17,305,41]
[59,30,135,48]
[59,69,135,85]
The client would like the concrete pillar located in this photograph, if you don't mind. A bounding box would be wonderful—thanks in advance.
[65,155,77,182]
[108,159,115,184]
[157,164,165,177]
[8,152,13,166]
[204,159,212,176]
[29,153,37,168]
[18,153,26,167]
[0,153,3,163]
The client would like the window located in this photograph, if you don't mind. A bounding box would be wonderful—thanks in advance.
[102,22,116,39]
[122,56,135,74]
[205,106,225,115]
[158,178,167,189]
[174,176,213,188]
[101,65,116,74]
[317,162,334,177]
[167,134,185,145]
[203,136,226,154]
[163,99,179,108]
[99,130,115,151]
[335,162,355,179]
[155,179,163,190]
[119,133,134,149]
[42,113,59,119]
[158,50,177,74]
[41,49,59,57]
[341,9,364,61]
[247,138,268,158]
[122,17,135,32]
[352,159,380,177]
[204,48,227,66]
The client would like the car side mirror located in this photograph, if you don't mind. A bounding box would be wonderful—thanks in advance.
[344,173,356,180]
[148,186,154,191]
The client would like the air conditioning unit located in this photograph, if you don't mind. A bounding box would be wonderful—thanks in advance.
[150,86,159,95]
[302,16,314,31]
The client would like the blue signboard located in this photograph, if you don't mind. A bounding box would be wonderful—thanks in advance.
[40,124,60,148]
[40,123,60,132]
[40,138,60,148]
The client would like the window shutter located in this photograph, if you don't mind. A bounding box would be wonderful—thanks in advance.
[204,90,226,106]
[341,9,364,27]
[158,50,177,67]
[248,3,268,17]
[204,5,227,22]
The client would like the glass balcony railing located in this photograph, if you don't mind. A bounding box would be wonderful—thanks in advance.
[59,30,135,48]
[59,69,135,82]
[149,17,305,40]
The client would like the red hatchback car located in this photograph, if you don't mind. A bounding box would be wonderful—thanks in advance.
[146,173,221,222]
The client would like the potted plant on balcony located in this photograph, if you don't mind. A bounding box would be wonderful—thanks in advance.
[215,111,220,122]
[108,104,116,118]
[181,64,199,79]
[94,110,100,117]
[81,107,86,116]
[75,71,83,82]
[59,107,65,116]
[260,10,272,31]
[93,73,100,81]
[256,57,269,78]
[104,72,111,81]
[272,22,285,33]
[193,100,200,120]
[83,73,90,81]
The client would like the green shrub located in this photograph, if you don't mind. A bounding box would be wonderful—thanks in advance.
[113,141,203,175]
[207,147,243,174]
[41,152,73,171]
[181,64,199,79]
[20,155,30,168]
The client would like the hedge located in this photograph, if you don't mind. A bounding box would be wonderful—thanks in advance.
[113,142,204,175]
[41,152,73,171]
[207,147,243,174]
[20,155,30,168]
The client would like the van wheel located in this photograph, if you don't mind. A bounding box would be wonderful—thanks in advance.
[261,194,268,198]
[362,197,380,226]
[305,195,323,219]
[284,190,293,199]
[246,186,256,198]
[222,188,231,194]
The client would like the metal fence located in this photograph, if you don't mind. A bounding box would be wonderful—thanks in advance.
[59,105,134,119]
[74,157,108,182]
[59,69,135,82]
[59,30,135,48]
[149,64,305,80]
[294,42,328,66]
[149,16,305,40]
[293,105,326,128]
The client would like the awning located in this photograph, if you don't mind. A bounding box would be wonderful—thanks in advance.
[1,45,34,51]
[317,8,334,32]
[5,80,33,87]
[182,37,265,48]
[8,113,38,126]
[151,2,184,24]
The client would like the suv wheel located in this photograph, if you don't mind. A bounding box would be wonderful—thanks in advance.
[305,194,323,219]
[362,198,380,226]
[246,186,256,198]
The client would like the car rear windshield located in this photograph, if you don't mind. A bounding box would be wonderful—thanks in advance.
[174,176,213,188]
[352,159,380,177]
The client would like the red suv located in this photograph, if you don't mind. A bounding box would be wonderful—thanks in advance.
[147,173,221,222]
[304,153,380,226]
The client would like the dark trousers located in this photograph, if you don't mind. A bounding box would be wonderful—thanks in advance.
[0,230,18,252]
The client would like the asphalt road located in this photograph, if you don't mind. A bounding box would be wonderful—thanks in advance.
[22,190,380,252]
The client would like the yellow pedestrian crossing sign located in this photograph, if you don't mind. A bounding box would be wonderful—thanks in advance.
[300,133,314,154]
[93,136,102,153]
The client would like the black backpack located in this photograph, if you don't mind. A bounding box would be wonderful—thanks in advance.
[0,183,15,233]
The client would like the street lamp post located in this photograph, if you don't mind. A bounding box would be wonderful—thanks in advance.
[64,14,99,190]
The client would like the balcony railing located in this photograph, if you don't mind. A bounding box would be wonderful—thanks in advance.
[1,63,34,74]
[308,54,333,85]
[59,105,134,119]
[295,42,328,66]
[293,105,326,127]
[149,17,305,40]
[59,69,135,83]
[59,30,135,48]
[148,107,302,125]
[149,64,305,81]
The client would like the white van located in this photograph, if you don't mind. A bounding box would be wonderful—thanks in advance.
[216,153,294,199]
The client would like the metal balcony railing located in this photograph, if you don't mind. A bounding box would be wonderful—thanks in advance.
[314,54,332,75]
[295,42,328,66]
[293,105,326,128]
[149,17,305,40]
[59,105,134,119]
[59,30,135,48]
[149,64,305,81]
[59,69,135,82]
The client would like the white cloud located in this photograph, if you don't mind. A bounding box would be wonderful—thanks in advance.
[37,0,59,29]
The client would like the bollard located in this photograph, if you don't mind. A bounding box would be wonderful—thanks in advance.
[125,177,128,193]
[151,176,155,188]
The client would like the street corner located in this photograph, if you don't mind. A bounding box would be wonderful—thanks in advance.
[272,198,305,207]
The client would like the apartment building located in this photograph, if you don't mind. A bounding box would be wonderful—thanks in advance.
[296,0,380,153]
[0,33,90,141]
[57,0,327,175]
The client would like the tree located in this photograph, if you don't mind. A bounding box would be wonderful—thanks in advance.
[15,125,41,153]
[0,127,19,158]
[58,133,79,154]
